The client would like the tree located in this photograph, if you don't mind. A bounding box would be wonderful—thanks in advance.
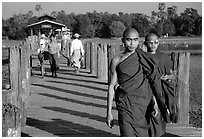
[194,16,202,35]
[154,21,163,37]
[35,4,42,17]
[163,19,175,36]
[76,14,95,38]
[150,2,168,36]
[100,12,113,38]
[109,21,125,37]
[86,11,102,37]
[167,5,178,20]
[180,8,201,35]
[51,11,57,17]
[131,14,151,37]
[119,12,132,27]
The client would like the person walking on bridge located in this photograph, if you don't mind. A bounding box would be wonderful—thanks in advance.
[106,28,167,137]
[70,33,84,74]
[144,33,178,137]
[48,34,60,77]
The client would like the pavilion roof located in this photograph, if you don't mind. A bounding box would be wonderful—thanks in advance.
[27,20,66,28]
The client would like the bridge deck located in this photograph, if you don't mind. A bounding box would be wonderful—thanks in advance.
[21,56,202,137]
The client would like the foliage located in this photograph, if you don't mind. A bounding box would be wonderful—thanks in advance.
[2,3,202,40]
[163,19,175,36]
[109,21,125,37]
[76,14,95,38]
[131,13,151,37]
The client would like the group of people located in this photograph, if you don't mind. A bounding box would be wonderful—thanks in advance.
[37,32,84,77]
[37,27,177,137]
[106,27,178,137]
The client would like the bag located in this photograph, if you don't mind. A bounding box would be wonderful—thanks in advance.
[80,56,85,68]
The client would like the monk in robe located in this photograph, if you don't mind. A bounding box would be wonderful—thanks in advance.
[144,33,178,137]
[106,28,167,137]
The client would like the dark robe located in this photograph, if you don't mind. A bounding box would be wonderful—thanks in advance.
[147,51,178,137]
[114,49,166,137]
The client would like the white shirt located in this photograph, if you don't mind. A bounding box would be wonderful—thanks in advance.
[70,39,84,56]
[39,38,47,51]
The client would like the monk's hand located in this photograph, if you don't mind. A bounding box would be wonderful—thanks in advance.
[161,74,168,80]
[106,113,114,128]
[152,101,159,117]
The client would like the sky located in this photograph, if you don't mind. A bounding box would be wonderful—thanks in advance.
[1,1,203,20]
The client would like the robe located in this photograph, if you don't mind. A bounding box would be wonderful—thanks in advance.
[147,51,178,136]
[114,49,166,137]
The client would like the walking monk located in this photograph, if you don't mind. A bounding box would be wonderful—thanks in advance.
[106,28,167,137]
[144,33,178,137]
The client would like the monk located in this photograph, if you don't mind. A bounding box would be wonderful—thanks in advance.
[144,33,178,137]
[106,28,167,136]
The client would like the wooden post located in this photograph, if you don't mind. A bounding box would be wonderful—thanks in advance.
[97,43,102,79]
[19,44,31,127]
[90,42,97,76]
[107,43,121,84]
[97,43,108,82]
[65,40,70,58]
[84,42,91,71]
[172,52,190,125]
[103,44,108,82]
[9,46,19,107]
[3,46,22,137]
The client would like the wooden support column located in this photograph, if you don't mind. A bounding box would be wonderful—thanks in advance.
[84,42,90,71]
[97,43,108,82]
[107,43,121,84]
[172,52,190,125]
[97,43,103,80]
[90,42,97,76]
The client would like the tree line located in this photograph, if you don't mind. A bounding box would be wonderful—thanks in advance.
[2,2,202,40]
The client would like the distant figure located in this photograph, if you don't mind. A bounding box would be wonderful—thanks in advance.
[144,33,178,137]
[60,28,71,65]
[37,34,52,78]
[61,27,71,52]
[48,34,60,77]
[70,33,84,74]
[106,28,167,136]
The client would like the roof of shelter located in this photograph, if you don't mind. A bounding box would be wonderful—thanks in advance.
[27,20,66,28]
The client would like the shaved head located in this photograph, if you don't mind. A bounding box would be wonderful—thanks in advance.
[123,27,139,39]
[145,33,158,42]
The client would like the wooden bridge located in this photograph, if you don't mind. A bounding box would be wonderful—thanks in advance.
[2,36,202,137]
[20,55,201,137]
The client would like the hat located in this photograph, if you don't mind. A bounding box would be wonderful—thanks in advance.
[41,34,46,38]
[73,33,81,38]
[62,27,69,32]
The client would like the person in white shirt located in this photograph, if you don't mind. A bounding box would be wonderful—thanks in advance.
[70,33,84,73]
[37,34,51,78]
[38,34,48,53]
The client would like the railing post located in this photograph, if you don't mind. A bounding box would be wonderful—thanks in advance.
[172,52,190,125]
[2,46,21,137]
[97,43,108,82]
[90,42,97,76]
[107,43,120,84]
[84,42,90,70]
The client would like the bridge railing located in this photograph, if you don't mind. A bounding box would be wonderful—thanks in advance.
[2,41,31,137]
[2,37,190,136]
